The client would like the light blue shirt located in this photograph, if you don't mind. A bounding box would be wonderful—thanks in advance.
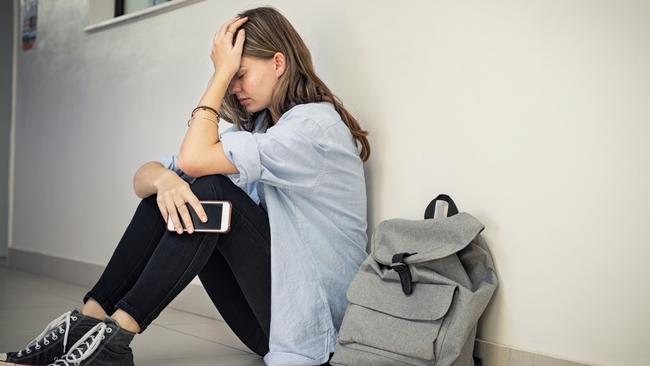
[159,102,368,365]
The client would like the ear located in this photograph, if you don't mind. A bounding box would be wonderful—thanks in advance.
[273,52,286,78]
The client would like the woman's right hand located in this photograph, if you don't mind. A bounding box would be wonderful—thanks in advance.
[154,170,208,234]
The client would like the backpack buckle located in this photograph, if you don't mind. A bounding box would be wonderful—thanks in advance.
[391,252,417,296]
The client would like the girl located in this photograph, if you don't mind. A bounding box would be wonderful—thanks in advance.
[1,6,370,366]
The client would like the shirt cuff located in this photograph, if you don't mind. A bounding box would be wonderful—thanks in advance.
[158,154,173,170]
[263,351,331,366]
[220,131,262,186]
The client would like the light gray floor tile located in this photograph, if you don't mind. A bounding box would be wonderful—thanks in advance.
[0,266,88,303]
[152,307,219,326]
[0,305,82,331]
[137,354,265,366]
[160,321,255,354]
[0,285,80,311]
[132,324,249,361]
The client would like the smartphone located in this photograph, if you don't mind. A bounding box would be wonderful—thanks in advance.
[167,200,232,234]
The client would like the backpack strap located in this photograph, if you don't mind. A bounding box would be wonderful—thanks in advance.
[391,252,418,295]
[424,194,459,219]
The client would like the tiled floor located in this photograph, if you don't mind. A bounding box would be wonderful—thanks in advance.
[0,260,265,365]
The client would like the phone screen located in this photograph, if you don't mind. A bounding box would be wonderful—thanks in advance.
[168,201,230,233]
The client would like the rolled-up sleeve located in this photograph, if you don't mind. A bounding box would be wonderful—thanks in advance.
[220,115,327,190]
[158,154,175,171]
[157,125,241,185]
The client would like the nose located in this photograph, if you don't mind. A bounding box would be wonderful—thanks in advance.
[228,77,241,95]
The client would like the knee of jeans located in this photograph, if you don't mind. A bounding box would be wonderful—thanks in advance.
[190,174,232,200]
[141,194,159,210]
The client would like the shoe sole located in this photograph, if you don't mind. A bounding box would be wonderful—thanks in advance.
[0,362,42,366]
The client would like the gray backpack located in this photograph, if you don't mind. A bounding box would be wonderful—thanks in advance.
[331,194,498,366]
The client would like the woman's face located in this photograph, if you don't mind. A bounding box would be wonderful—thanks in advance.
[228,53,285,114]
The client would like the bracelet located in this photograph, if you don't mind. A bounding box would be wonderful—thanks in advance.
[192,109,218,119]
[188,116,218,127]
[188,108,220,127]
[187,113,219,127]
[191,105,220,119]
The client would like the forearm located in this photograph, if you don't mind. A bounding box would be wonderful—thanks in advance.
[133,161,174,199]
[177,73,231,168]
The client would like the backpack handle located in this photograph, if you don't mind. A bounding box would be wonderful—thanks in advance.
[424,194,459,219]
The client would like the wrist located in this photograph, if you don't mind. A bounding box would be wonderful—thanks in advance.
[153,169,175,190]
[212,72,233,87]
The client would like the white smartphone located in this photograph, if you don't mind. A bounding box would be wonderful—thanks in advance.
[167,200,232,234]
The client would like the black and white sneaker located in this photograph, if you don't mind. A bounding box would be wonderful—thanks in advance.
[47,317,135,366]
[0,309,102,365]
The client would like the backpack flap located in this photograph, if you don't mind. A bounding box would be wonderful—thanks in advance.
[340,270,458,361]
[370,212,485,267]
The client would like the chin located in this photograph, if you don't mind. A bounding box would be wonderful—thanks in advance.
[247,105,264,113]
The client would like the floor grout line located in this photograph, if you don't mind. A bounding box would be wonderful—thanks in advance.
[153,322,256,355]
[135,353,263,363]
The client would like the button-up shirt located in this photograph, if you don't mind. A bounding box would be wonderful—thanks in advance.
[159,101,368,365]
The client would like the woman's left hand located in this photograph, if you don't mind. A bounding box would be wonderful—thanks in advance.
[211,16,248,81]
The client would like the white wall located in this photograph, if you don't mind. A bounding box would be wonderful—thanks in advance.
[10,0,650,365]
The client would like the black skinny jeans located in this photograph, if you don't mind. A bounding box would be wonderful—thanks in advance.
[84,173,272,353]
[83,174,334,365]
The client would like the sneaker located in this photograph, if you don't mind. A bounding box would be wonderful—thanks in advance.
[48,317,135,366]
[0,309,102,365]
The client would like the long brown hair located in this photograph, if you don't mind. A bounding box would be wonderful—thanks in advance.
[220,6,371,162]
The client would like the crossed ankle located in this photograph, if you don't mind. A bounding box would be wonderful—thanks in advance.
[81,298,108,321]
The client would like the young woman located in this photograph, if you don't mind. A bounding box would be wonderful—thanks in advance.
[1,6,370,366]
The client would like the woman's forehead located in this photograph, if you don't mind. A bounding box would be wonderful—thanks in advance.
[240,56,262,69]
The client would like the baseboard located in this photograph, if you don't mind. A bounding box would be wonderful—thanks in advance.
[7,248,593,366]
[474,339,593,366]
[6,248,223,321]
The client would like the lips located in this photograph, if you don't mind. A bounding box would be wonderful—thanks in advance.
[238,98,250,103]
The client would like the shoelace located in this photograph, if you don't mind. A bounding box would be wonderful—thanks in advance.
[16,310,78,357]
[49,322,110,366]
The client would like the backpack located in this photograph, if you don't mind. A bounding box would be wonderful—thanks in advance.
[330,194,498,366]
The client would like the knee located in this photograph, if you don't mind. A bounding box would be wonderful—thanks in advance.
[190,174,232,200]
[140,193,159,210]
